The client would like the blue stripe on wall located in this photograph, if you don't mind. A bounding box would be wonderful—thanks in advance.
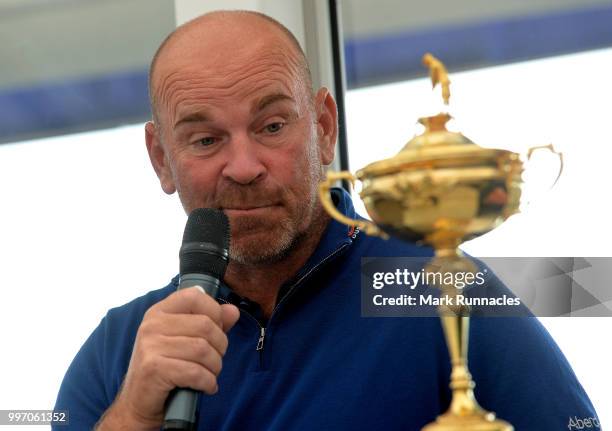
[0,69,149,144]
[344,4,612,88]
[2,5,612,143]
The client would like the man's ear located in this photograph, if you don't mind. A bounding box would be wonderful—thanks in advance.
[145,121,176,194]
[314,88,338,166]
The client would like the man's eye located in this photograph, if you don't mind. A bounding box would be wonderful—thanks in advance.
[198,137,216,146]
[264,122,284,134]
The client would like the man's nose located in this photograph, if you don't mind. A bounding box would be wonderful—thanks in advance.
[221,133,267,185]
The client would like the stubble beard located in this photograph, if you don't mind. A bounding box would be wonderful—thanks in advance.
[228,178,323,266]
[229,216,300,265]
[229,150,326,266]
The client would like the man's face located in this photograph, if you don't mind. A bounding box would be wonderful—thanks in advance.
[146,22,336,265]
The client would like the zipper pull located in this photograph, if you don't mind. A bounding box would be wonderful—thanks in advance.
[256,327,266,351]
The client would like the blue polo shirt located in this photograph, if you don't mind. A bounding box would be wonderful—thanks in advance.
[54,189,599,430]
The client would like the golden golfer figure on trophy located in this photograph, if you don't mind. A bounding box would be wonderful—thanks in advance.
[319,53,562,431]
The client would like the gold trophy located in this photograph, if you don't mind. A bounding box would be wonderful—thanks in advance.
[319,54,562,431]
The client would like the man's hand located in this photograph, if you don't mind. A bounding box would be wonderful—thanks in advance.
[96,286,240,430]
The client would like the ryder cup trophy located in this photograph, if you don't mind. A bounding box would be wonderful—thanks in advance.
[319,54,562,430]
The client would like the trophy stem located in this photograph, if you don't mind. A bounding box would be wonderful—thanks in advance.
[422,252,513,431]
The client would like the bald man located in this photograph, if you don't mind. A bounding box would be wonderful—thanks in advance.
[55,11,598,431]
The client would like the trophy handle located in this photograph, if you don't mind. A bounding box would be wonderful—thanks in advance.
[319,171,389,238]
[526,144,564,189]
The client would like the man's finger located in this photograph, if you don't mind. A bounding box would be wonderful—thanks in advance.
[221,304,241,332]
[158,335,223,375]
[154,286,223,325]
[160,357,219,395]
[142,313,229,355]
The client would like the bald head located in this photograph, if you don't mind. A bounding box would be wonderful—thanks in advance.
[148,10,313,123]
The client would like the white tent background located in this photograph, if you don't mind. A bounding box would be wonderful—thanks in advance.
[0,48,609,427]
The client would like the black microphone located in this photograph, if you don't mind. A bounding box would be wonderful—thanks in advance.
[163,208,230,431]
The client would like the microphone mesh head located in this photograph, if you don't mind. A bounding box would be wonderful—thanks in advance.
[180,208,230,278]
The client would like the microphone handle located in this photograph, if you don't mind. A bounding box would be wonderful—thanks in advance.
[163,273,221,430]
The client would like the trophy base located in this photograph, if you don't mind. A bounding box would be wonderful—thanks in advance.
[422,411,513,431]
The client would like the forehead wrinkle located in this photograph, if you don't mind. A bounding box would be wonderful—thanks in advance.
[157,42,303,102]
[233,54,305,107]
[157,69,184,124]
[252,93,294,114]
[160,55,306,127]
[171,77,295,126]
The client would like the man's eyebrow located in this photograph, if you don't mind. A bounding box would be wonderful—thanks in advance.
[173,94,294,128]
[253,93,295,114]
[173,111,211,129]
